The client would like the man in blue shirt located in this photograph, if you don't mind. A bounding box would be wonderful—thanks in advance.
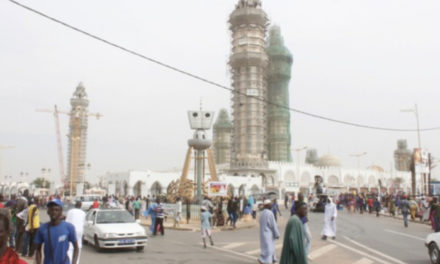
[34,198,79,264]
[200,206,214,248]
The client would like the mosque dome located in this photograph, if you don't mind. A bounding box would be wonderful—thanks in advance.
[315,154,341,167]
[367,165,384,172]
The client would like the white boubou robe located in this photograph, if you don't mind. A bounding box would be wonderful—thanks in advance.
[259,208,280,264]
[321,198,337,237]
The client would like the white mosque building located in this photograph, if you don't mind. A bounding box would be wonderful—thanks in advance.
[103,154,413,199]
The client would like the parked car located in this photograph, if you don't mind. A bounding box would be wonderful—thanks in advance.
[426,232,440,264]
[72,194,102,211]
[83,208,148,251]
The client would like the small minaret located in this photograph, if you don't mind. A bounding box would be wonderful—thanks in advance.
[266,25,293,162]
[67,83,89,195]
[229,0,269,171]
[213,109,233,165]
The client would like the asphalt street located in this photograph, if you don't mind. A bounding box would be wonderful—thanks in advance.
[37,207,432,264]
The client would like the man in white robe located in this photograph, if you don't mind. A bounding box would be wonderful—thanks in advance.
[321,197,337,240]
[258,199,280,264]
[67,201,86,264]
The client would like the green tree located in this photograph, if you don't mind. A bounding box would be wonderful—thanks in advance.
[32,177,50,188]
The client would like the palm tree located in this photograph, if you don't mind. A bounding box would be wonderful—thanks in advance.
[32,177,50,188]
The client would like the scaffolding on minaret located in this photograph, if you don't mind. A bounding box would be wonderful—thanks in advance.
[67,83,102,196]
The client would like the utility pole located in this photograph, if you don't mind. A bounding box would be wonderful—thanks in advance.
[292,146,307,187]
[350,152,367,192]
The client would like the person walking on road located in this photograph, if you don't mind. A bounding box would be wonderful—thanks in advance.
[66,201,86,264]
[34,199,78,264]
[400,196,410,228]
[133,197,141,220]
[321,197,337,240]
[200,206,214,248]
[258,200,280,264]
[231,198,239,228]
[153,198,165,236]
[373,198,381,217]
[174,197,182,228]
[145,199,157,234]
[0,214,27,264]
[280,201,308,264]
[271,199,282,222]
[389,197,396,216]
[15,195,28,254]
[409,198,418,221]
[24,199,39,258]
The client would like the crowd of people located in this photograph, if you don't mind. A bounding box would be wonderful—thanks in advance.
[1,189,437,264]
[0,191,83,264]
[331,191,440,229]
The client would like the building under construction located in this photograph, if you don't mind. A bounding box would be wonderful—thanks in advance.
[213,109,233,165]
[214,0,293,176]
[229,0,269,175]
[66,83,89,195]
[266,25,293,162]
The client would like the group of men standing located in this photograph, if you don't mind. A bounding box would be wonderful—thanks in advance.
[258,198,310,264]
[258,195,338,264]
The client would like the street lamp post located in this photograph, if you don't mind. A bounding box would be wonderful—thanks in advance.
[350,152,367,193]
[401,104,421,149]
[293,146,308,189]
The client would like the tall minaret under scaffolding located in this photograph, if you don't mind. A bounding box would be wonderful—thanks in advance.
[66,83,89,195]
[229,0,270,175]
[267,25,293,162]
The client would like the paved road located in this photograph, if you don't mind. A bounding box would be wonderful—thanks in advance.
[38,207,432,263]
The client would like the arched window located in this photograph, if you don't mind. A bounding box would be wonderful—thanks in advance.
[151,181,162,196]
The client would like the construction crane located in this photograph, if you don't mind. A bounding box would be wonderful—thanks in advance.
[36,105,69,188]
[0,145,15,183]
[37,105,102,195]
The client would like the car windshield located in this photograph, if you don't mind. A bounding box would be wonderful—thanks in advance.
[96,210,135,224]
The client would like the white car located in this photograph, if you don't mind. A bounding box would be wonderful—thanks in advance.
[83,209,148,251]
[426,232,440,264]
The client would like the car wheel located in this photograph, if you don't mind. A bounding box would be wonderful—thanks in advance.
[136,246,144,252]
[429,242,440,264]
[94,235,101,252]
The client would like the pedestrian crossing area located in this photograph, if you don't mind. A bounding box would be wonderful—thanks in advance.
[212,239,395,264]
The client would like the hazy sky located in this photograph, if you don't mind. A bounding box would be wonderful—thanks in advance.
[1,0,440,184]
